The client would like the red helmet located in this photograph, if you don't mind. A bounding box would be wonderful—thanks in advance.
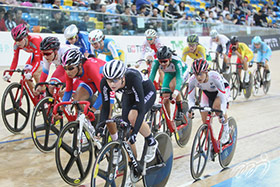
[192,59,209,74]
[11,24,28,41]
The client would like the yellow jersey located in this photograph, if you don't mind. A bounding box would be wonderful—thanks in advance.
[228,42,253,61]
[182,44,206,62]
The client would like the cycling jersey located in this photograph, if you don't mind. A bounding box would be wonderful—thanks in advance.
[62,58,106,109]
[91,38,125,62]
[251,41,272,63]
[182,44,206,62]
[66,31,91,55]
[10,35,42,76]
[141,38,162,59]
[150,55,187,92]
[100,68,156,138]
[188,71,229,114]
[210,34,230,54]
[40,44,78,83]
[228,42,253,62]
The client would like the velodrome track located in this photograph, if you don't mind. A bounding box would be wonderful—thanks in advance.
[0,51,280,187]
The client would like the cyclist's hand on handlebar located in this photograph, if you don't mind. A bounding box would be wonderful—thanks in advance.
[128,133,137,144]
[24,72,32,80]
[3,74,11,82]
[54,106,64,120]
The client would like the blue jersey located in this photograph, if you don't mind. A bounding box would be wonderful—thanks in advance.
[251,41,272,63]
[66,31,91,54]
[91,38,124,62]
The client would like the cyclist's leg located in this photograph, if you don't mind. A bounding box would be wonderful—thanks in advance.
[161,72,174,116]
[200,92,209,124]
[236,57,243,81]
[169,76,184,119]
[158,69,164,87]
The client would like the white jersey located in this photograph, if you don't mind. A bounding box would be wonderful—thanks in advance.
[187,71,229,113]
[140,38,162,60]
[210,34,230,54]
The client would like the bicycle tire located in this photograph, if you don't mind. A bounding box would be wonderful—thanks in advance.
[55,121,94,186]
[190,124,210,180]
[252,69,261,96]
[230,73,239,100]
[218,117,238,168]
[1,82,30,134]
[91,141,128,187]
[263,70,271,94]
[31,96,62,153]
[174,101,192,148]
[143,132,173,187]
[180,82,188,101]
[243,72,253,99]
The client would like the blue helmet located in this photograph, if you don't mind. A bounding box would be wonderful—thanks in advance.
[252,36,262,45]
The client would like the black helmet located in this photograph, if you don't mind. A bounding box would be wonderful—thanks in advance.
[187,34,199,44]
[230,36,238,45]
[40,36,60,51]
[156,46,172,60]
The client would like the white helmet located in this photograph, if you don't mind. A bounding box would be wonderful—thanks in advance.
[103,60,126,79]
[64,24,78,39]
[210,29,218,39]
[145,29,157,37]
[89,29,104,44]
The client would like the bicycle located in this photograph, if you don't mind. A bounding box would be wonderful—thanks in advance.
[30,82,77,153]
[228,63,253,100]
[189,106,237,180]
[53,101,105,186]
[1,69,44,134]
[251,61,271,95]
[91,116,173,187]
[147,94,192,147]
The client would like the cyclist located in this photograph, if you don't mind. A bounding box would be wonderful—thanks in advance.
[100,60,158,184]
[228,36,253,84]
[209,29,231,73]
[3,24,42,93]
[250,36,271,81]
[182,34,206,63]
[150,46,187,120]
[64,24,91,57]
[187,59,230,144]
[88,29,125,62]
[34,36,80,96]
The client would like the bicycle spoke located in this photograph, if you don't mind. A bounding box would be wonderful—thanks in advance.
[76,156,85,178]
[60,141,74,155]
[14,111,19,130]
[43,128,50,148]
[50,125,60,135]
[4,108,15,116]
[8,91,16,106]
[34,123,47,132]
[18,108,28,118]
[64,156,76,175]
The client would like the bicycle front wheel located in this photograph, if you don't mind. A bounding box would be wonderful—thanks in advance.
[243,72,253,99]
[1,82,30,134]
[55,121,94,186]
[91,141,128,187]
[190,124,210,180]
[143,132,173,187]
[230,73,239,100]
[31,97,62,152]
[252,69,261,96]
[263,70,271,94]
[219,117,238,168]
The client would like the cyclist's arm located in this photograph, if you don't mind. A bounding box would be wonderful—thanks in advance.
[174,60,184,91]
[100,78,111,121]
[187,75,196,109]
[212,76,227,113]
[261,44,272,62]
[199,46,206,59]
[9,44,20,76]
[107,41,120,60]
[40,60,51,82]
[149,60,159,81]
[87,60,103,93]
[62,74,73,102]
[228,45,233,59]
[79,33,91,54]
[28,37,42,75]
[92,93,102,110]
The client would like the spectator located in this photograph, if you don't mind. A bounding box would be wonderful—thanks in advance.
[14,9,28,25]
[1,0,19,5]
[232,8,242,25]
[246,10,254,26]
[139,4,148,16]
[254,10,267,27]
[136,0,151,11]
[120,6,133,30]
[262,2,269,14]
[157,0,165,12]
[168,0,181,19]
[148,8,162,29]
[240,1,252,14]
[49,11,64,33]
[216,15,224,24]
[106,0,117,13]
[222,7,230,18]
[4,10,16,31]
[224,13,232,24]
[52,0,62,9]
[207,11,215,23]
[78,14,91,31]
[205,7,210,18]
[266,7,275,17]
[130,4,138,16]
[90,0,102,12]
[196,11,206,22]
[177,1,185,16]
[0,7,7,31]
[116,0,125,14]
[97,4,110,23]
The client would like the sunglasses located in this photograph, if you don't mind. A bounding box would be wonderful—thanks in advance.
[159,59,169,64]
[107,78,121,83]
[15,38,24,42]
[42,51,53,56]
[146,38,153,41]
[189,44,197,47]
[63,66,76,71]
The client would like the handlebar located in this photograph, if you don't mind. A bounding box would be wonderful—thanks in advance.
[34,82,66,90]
[3,69,27,76]
[189,106,223,115]
[53,101,90,115]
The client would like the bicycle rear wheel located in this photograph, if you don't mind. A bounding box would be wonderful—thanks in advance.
[263,70,271,94]
[252,70,261,96]
[55,121,94,186]
[91,141,128,187]
[190,124,210,180]
[219,117,238,168]
[143,132,173,187]
[243,72,253,99]
[230,73,239,100]
[174,101,192,147]
[31,97,62,152]
[1,82,30,134]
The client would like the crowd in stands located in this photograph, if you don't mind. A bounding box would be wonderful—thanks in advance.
[0,0,280,34]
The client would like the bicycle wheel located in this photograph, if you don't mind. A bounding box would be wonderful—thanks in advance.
[1,82,30,134]
[230,73,239,100]
[174,101,192,147]
[219,117,238,168]
[243,72,253,99]
[252,70,261,96]
[55,121,94,186]
[190,124,210,180]
[143,132,173,187]
[91,141,128,187]
[180,82,188,101]
[31,97,63,152]
[263,70,271,94]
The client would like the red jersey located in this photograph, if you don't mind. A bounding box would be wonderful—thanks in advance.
[10,35,42,76]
